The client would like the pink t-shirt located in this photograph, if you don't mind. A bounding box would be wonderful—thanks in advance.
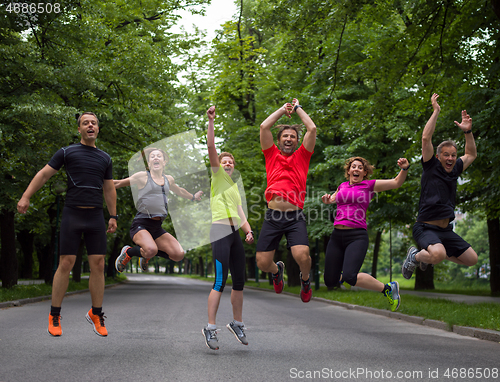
[334,179,376,229]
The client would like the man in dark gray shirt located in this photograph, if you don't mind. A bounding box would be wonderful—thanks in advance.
[402,93,478,279]
[18,112,117,337]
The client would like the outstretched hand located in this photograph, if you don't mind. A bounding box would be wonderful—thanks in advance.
[430,93,440,113]
[321,193,335,205]
[397,158,410,169]
[207,105,216,121]
[454,110,472,132]
[17,197,30,214]
[194,190,203,201]
[282,102,293,119]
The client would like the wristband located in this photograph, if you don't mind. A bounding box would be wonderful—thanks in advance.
[293,105,302,112]
[191,195,195,201]
[402,165,410,171]
[464,130,472,134]
[248,231,254,236]
[110,215,118,220]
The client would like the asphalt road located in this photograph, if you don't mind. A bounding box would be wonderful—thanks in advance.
[0,274,498,382]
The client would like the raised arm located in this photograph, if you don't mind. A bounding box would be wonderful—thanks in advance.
[454,110,477,171]
[167,175,203,201]
[17,164,58,214]
[103,179,117,233]
[292,98,317,152]
[422,93,440,162]
[260,103,293,150]
[373,158,410,192]
[207,105,220,173]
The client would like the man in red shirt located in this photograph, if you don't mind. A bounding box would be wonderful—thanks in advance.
[257,98,317,302]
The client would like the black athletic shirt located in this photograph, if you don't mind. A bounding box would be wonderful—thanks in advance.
[417,155,463,222]
[48,143,113,208]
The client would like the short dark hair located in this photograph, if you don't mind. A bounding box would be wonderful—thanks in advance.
[344,157,374,180]
[437,140,457,156]
[276,125,302,141]
[77,112,99,127]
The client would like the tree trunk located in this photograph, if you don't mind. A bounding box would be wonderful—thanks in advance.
[415,264,435,290]
[36,243,53,283]
[107,236,121,277]
[198,256,204,277]
[371,230,382,279]
[487,217,500,295]
[72,237,84,282]
[286,248,301,287]
[0,209,18,288]
[17,229,35,279]
[246,255,256,279]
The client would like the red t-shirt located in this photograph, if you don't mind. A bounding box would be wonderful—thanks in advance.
[263,144,313,209]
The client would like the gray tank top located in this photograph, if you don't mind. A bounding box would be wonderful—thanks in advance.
[135,172,169,219]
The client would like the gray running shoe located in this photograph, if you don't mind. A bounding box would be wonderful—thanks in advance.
[115,245,131,273]
[139,257,149,272]
[383,281,401,312]
[202,327,219,350]
[402,246,418,279]
[227,321,248,345]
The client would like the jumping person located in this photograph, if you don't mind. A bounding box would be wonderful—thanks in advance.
[321,157,410,311]
[17,112,117,337]
[202,105,254,351]
[114,147,202,273]
[402,93,478,278]
[256,98,316,303]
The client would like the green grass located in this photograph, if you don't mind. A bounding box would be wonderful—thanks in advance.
[0,274,126,303]
[242,277,500,332]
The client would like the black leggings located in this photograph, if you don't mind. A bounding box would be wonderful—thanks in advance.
[324,228,369,287]
[210,224,246,293]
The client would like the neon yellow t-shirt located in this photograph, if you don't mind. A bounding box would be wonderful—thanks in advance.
[210,166,242,224]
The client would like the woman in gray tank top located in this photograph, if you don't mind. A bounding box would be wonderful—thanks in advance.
[114,148,203,272]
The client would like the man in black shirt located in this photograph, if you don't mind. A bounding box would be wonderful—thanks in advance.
[402,93,478,279]
[17,112,117,337]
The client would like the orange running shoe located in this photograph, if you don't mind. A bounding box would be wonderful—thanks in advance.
[48,314,62,336]
[86,309,108,337]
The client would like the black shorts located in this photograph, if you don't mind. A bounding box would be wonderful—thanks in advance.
[256,209,309,252]
[412,222,471,258]
[59,206,107,255]
[130,217,167,240]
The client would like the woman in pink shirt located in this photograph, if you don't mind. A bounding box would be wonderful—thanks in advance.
[321,156,409,311]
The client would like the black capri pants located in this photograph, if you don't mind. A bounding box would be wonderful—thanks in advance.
[324,228,369,288]
[210,224,246,293]
[59,206,107,255]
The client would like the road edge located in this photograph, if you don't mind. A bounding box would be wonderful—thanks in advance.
[245,286,500,344]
